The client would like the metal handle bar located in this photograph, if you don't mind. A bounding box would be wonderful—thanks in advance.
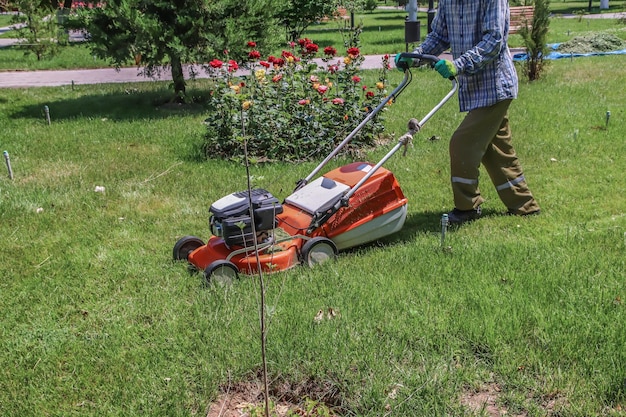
[304,67,458,233]
[339,78,457,204]
[300,53,449,187]
[396,52,441,67]
[296,69,414,190]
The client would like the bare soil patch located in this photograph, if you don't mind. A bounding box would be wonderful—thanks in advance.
[460,382,522,417]
[206,375,344,417]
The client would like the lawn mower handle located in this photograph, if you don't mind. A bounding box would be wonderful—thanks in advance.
[297,59,457,192]
[302,66,458,233]
[396,52,441,69]
[296,69,415,190]
[336,76,457,209]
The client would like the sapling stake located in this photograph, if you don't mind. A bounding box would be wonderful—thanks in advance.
[242,110,271,417]
[4,151,13,179]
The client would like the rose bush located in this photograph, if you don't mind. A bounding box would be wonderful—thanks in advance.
[202,39,391,162]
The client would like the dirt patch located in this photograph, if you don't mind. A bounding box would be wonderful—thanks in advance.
[460,382,572,416]
[206,381,292,417]
[206,375,344,417]
[460,383,527,417]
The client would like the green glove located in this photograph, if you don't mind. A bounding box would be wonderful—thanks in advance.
[394,53,413,72]
[434,59,457,79]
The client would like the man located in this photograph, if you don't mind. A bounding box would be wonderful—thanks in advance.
[396,0,540,224]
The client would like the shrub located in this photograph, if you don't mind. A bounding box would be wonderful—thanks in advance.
[202,39,392,162]
[519,0,551,81]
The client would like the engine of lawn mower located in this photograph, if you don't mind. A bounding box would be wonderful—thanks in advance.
[209,188,284,249]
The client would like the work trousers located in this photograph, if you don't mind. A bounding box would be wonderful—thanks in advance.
[449,99,540,214]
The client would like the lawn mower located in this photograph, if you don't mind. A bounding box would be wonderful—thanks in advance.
[173,53,458,283]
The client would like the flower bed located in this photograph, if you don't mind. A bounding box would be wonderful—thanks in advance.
[202,39,391,162]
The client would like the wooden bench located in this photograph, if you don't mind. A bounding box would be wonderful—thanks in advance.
[509,5,535,34]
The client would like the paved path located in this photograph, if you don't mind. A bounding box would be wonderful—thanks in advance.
[0,54,434,88]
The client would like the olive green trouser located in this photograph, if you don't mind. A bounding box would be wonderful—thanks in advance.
[449,99,540,214]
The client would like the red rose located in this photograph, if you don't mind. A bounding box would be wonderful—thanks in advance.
[247,41,257,48]
[305,43,319,54]
[248,50,261,60]
[347,47,360,57]
[324,46,337,56]
[209,59,223,69]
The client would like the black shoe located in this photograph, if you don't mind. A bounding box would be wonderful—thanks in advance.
[447,207,482,225]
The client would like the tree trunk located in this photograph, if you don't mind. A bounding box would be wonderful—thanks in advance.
[63,0,72,8]
[170,54,186,103]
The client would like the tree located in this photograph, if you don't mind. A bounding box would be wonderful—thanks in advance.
[70,0,284,101]
[277,0,338,42]
[10,0,67,60]
[519,0,550,81]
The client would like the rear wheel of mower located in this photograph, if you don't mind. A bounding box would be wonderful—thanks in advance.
[204,260,239,286]
[301,237,338,268]
[173,236,205,261]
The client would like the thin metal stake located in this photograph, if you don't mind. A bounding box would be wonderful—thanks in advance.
[44,105,51,126]
[605,111,611,128]
[4,151,14,180]
[440,213,448,247]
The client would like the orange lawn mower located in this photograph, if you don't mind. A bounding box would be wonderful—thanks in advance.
[173,54,458,284]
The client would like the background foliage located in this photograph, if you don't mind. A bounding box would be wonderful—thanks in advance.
[66,0,285,100]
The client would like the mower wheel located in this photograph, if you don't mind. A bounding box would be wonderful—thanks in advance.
[301,237,338,268]
[204,260,239,286]
[173,236,205,261]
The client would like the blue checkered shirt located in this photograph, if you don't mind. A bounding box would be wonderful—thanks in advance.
[416,0,518,112]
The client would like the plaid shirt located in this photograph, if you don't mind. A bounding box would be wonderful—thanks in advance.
[417,0,518,112]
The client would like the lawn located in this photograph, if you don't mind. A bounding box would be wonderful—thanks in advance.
[1,52,625,415]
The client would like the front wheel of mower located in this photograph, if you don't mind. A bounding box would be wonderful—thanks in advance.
[204,260,239,286]
[301,237,338,268]
[173,236,204,261]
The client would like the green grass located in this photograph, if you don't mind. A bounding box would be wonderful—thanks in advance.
[0,14,14,27]
[1,55,625,416]
[0,42,111,70]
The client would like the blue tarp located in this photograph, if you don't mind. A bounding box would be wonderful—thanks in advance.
[513,43,626,61]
